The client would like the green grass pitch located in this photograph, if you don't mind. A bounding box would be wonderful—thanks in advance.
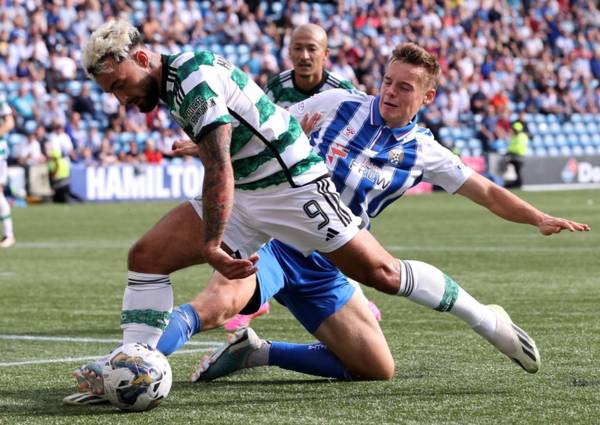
[0,189,598,424]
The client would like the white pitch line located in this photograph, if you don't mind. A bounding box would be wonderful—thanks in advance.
[0,347,215,367]
[0,334,217,347]
[0,334,223,367]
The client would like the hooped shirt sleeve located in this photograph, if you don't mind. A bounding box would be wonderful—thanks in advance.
[168,53,233,143]
[420,135,474,193]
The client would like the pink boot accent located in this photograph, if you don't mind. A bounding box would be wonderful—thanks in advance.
[368,301,382,321]
[223,302,270,332]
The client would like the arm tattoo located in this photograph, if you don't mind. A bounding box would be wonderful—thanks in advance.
[196,124,234,248]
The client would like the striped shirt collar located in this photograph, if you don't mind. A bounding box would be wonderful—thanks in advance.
[370,96,416,140]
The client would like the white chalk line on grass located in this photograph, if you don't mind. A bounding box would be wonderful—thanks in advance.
[0,334,222,367]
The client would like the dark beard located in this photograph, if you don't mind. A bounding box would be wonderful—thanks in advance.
[137,75,160,113]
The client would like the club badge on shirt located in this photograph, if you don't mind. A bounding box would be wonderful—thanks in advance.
[388,147,404,165]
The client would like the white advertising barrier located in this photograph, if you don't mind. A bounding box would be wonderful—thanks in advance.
[70,162,204,201]
[522,155,600,191]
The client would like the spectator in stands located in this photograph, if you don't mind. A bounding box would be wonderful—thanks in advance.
[504,121,529,189]
[9,85,36,130]
[143,139,163,165]
[71,83,97,119]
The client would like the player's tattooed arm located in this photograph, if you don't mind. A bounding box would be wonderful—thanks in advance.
[196,123,234,251]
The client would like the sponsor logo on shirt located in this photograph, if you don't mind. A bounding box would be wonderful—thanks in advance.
[326,142,349,166]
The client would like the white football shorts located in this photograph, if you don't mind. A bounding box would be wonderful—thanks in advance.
[189,177,362,258]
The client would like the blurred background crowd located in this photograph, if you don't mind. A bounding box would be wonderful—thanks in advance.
[1,0,600,170]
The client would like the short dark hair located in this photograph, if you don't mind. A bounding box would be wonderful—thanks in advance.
[388,43,441,89]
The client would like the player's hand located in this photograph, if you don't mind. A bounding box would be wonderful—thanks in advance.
[300,112,322,135]
[172,139,200,157]
[204,247,259,279]
[538,215,591,235]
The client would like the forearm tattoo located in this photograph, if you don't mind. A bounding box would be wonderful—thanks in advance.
[197,124,234,247]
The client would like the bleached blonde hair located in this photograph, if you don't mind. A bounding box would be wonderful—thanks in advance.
[82,19,144,78]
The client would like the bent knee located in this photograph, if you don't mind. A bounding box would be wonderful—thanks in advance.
[352,359,395,381]
[362,263,400,295]
[128,237,159,271]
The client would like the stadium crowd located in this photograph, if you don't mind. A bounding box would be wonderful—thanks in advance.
[1,0,599,168]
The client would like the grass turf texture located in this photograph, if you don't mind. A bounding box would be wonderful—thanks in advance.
[0,189,598,424]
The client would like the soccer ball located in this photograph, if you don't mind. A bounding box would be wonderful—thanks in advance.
[102,343,172,412]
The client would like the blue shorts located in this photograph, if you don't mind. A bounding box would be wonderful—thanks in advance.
[241,239,355,334]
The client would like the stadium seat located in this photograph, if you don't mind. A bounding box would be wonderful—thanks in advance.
[543,134,556,147]
[584,145,596,155]
[546,113,558,123]
[572,145,584,156]
[24,120,37,134]
[562,122,574,134]
[573,121,586,134]
[534,146,548,157]
[547,146,560,157]
[571,113,583,123]
[537,122,549,134]
[438,127,451,139]
[559,145,572,156]
[586,122,598,133]
[579,133,591,146]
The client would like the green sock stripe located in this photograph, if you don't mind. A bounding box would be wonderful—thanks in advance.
[121,309,171,331]
[434,275,459,312]
[0,215,10,221]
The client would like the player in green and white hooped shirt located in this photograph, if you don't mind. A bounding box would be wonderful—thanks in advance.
[81,20,405,350]
[264,24,354,110]
[0,93,15,248]
[224,23,379,331]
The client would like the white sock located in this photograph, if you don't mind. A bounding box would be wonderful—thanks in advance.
[0,193,13,238]
[398,260,496,336]
[121,272,173,348]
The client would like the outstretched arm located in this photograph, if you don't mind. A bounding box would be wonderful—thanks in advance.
[456,172,591,235]
[196,124,258,278]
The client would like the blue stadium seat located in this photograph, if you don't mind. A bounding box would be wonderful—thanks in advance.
[438,127,451,139]
[571,113,583,123]
[467,138,481,149]
[586,122,598,133]
[454,139,466,150]
[562,122,574,134]
[530,135,543,148]
[547,146,560,156]
[573,121,586,134]
[460,148,472,157]
[579,133,591,146]
[572,145,584,156]
[584,145,596,155]
[548,121,561,134]
[537,122,549,134]
[66,80,82,96]
[534,146,548,157]
[559,145,572,156]
[543,134,556,147]
[24,120,37,134]
[527,122,538,135]
[546,113,558,123]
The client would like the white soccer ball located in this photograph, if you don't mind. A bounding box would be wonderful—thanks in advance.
[102,343,172,412]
